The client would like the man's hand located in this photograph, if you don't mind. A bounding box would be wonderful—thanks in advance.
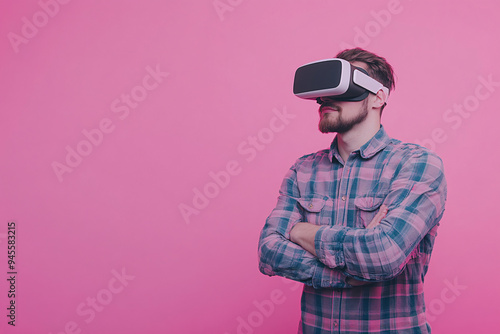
[366,204,388,229]
[290,204,388,244]
[289,222,321,256]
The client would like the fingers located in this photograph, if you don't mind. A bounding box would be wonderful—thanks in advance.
[366,204,388,229]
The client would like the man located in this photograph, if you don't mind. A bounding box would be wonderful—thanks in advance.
[258,48,447,333]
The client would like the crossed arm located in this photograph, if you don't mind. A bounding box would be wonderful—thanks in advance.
[258,151,447,288]
[290,205,388,256]
[288,206,388,287]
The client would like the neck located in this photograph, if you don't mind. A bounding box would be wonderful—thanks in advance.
[336,120,381,163]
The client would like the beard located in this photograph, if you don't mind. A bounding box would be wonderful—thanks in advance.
[318,99,369,134]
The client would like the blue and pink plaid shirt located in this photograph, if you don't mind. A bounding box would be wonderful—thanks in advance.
[258,126,447,333]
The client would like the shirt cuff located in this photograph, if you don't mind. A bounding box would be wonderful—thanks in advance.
[311,262,350,289]
[314,225,348,269]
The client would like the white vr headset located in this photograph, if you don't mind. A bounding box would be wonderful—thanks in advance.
[293,58,389,103]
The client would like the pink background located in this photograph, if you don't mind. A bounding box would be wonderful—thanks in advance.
[1,0,499,333]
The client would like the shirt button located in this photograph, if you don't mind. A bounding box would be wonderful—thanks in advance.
[333,320,338,327]
[308,203,313,209]
[341,196,346,201]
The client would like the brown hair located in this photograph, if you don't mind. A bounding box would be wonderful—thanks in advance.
[336,48,395,112]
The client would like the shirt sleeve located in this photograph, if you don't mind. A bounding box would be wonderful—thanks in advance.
[314,150,447,281]
[258,162,352,289]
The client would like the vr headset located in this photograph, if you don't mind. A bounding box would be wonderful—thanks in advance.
[293,58,389,104]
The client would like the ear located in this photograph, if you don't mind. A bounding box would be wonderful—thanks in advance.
[372,89,388,109]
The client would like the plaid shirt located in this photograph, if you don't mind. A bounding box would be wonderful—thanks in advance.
[258,126,447,333]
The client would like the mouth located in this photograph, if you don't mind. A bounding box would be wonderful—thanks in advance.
[320,105,340,114]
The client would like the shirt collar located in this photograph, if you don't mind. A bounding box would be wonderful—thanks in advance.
[328,125,392,163]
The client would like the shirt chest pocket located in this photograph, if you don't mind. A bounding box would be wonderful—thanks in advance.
[297,196,334,226]
[354,195,385,228]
